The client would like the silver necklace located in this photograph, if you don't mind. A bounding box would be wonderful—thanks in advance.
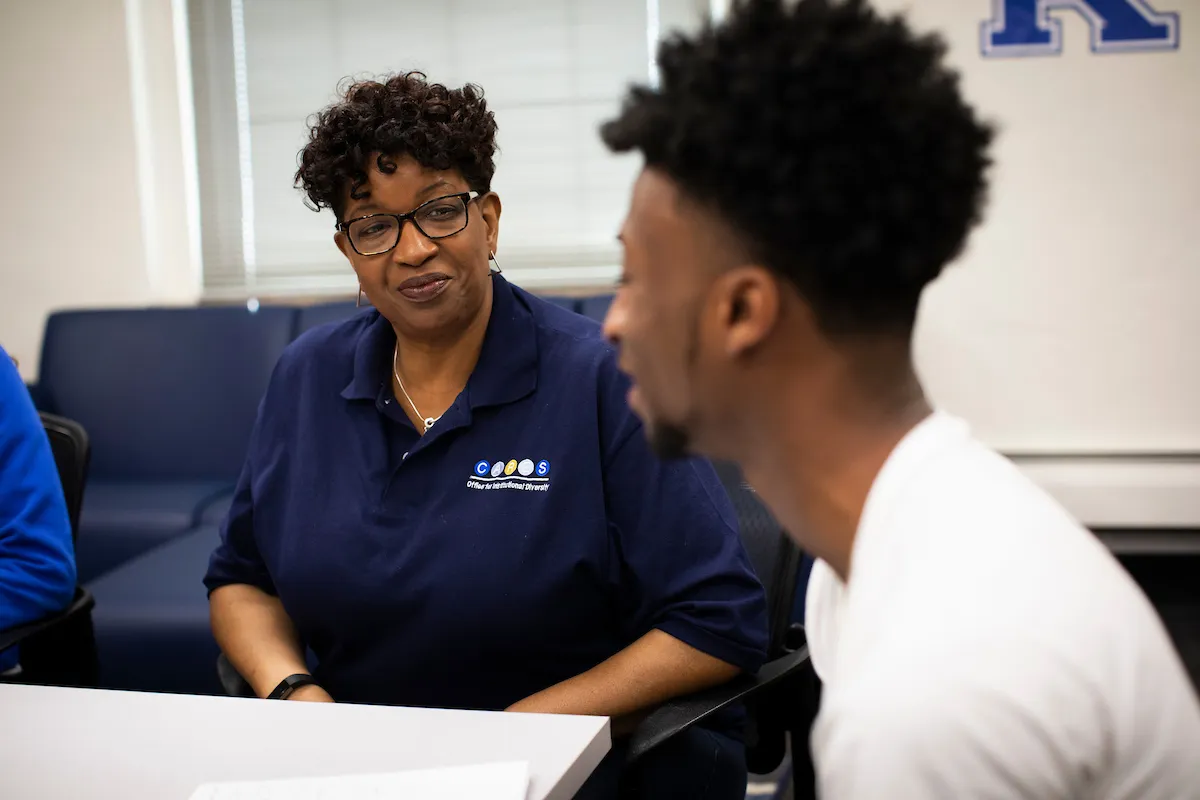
[392,344,441,433]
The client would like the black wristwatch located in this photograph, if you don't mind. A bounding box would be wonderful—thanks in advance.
[267,673,319,700]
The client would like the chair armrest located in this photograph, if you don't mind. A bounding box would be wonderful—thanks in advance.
[0,587,95,653]
[626,644,810,762]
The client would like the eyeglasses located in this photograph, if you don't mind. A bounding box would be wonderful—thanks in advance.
[337,191,480,256]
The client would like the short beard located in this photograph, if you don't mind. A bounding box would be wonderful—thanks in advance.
[647,421,692,461]
[646,296,703,462]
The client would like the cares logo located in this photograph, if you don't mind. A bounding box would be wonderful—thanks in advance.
[468,458,552,492]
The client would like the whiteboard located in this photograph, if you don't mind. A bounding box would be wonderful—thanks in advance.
[877,0,1200,454]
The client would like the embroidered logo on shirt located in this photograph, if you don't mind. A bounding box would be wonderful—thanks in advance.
[468,458,551,492]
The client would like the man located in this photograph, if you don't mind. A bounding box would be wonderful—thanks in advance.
[599,0,1200,796]
[0,347,77,676]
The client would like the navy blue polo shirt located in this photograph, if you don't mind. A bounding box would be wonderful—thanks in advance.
[205,275,768,730]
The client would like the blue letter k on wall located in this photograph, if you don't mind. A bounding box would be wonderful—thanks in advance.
[982,0,1180,56]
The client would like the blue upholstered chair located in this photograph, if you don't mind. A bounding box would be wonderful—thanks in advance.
[37,306,296,580]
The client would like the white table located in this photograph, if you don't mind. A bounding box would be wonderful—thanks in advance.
[0,684,610,799]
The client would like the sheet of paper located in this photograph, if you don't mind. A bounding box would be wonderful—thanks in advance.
[188,761,529,800]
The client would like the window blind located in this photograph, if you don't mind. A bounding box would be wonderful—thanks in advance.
[191,0,709,299]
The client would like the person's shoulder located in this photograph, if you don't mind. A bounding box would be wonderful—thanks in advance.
[516,288,622,378]
[513,287,643,451]
[819,628,1110,797]
[0,344,26,399]
[285,308,377,359]
[272,309,378,382]
[825,612,1200,798]
[893,428,1141,607]
[0,345,41,437]
[519,289,605,343]
[885,420,1092,555]
[864,432,1153,666]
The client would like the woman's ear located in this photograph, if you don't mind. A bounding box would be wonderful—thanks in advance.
[334,230,354,262]
[334,230,367,289]
[480,192,502,253]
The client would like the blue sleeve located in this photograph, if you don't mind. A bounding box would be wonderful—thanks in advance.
[599,356,769,673]
[203,383,278,598]
[0,348,76,667]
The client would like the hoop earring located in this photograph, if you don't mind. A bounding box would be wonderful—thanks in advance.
[356,286,364,307]
[489,250,502,275]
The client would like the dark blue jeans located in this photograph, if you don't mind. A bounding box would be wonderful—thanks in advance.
[574,726,747,800]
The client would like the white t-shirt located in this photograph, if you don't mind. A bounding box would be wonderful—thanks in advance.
[804,412,1200,799]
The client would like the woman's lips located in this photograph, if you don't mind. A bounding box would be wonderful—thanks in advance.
[397,273,451,302]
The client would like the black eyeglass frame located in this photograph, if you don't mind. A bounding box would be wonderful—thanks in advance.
[336,191,482,256]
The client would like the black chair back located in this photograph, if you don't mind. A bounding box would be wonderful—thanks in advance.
[4,414,99,686]
[712,460,818,794]
[40,412,90,543]
[712,460,802,658]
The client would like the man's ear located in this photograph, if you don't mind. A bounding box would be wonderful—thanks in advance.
[479,192,502,253]
[718,265,780,357]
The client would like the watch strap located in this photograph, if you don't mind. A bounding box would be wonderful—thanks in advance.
[266,673,318,700]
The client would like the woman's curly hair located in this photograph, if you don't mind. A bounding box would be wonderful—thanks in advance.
[295,71,498,220]
[601,0,995,336]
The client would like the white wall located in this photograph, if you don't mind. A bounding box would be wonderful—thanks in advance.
[880,0,1199,458]
[196,0,678,298]
[0,0,199,380]
[0,0,1195,529]
[873,0,1199,530]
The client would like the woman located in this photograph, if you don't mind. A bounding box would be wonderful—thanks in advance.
[0,347,77,677]
[204,73,767,798]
